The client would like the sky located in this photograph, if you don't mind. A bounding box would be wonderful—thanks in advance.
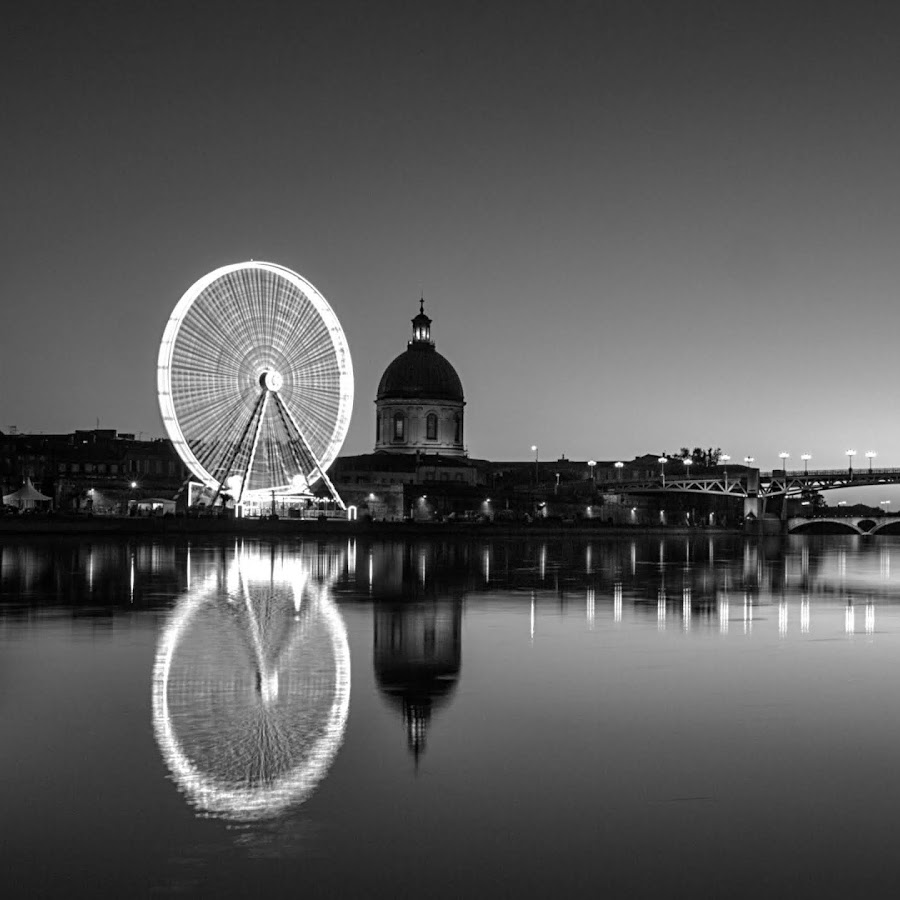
[4,0,900,501]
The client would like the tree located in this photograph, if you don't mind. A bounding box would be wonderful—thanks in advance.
[672,446,723,469]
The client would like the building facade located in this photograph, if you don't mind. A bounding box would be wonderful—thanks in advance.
[0,428,188,514]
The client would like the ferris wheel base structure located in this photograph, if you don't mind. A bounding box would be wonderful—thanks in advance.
[181,480,350,519]
[158,261,354,518]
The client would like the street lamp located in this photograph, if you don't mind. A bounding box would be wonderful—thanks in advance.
[846,449,856,476]
[588,459,596,482]
[658,457,668,486]
[779,452,790,473]
[866,451,877,473]
[531,445,539,484]
[880,500,891,511]
[555,472,560,494]
[719,454,731,490]
[683,457,693,476]
[744,456,755,466]
[614,460,624,481]
[800,453,811,474]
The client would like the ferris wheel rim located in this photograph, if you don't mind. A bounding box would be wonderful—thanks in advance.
[157,260,354,494]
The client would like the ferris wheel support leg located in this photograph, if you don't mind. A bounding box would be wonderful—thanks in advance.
[273,393,347,511]
[236,391,270,508]
[210,390,268,511]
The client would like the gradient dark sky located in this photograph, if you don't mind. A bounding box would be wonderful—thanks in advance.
[5,1,900,495]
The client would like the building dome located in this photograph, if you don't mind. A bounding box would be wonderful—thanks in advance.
[376,345,464,402]
[374,300,466,456]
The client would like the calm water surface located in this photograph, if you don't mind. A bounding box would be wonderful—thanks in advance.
[3,534,900,898]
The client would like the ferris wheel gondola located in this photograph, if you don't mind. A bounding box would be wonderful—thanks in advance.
[157,261,353,510]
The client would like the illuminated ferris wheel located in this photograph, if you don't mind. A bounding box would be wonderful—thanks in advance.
[157,261,353,509]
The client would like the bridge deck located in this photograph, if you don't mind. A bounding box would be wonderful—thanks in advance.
[593,468,900,497]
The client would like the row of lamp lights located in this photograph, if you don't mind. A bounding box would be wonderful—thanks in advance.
[532,445,884,484]
[776,450,878,474]
[87,482,140,495]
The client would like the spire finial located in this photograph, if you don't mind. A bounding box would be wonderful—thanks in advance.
[419,296,424,314]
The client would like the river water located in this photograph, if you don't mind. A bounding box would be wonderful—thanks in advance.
[2,534,900,897]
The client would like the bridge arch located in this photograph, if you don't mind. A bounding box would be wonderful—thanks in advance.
[788,518,862,535]
[869,520,900,535]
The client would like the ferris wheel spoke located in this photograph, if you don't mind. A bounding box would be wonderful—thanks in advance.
[281,320,332,375]
[284,400,336,452]
[176,313,246,377]
[182,394,260,468]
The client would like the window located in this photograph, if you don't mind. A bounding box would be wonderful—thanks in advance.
[426,413,438,440]
[376,413,381,442]
[454,414,461,443]
[393,412,405,441]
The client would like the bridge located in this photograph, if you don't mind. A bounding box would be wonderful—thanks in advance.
[787,515,900,535]
[593,467,900,498]
[590,466,900,522]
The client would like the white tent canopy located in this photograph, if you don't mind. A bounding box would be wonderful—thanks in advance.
[3,477,53,509]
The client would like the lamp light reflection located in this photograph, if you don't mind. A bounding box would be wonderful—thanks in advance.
[845,600,855,635]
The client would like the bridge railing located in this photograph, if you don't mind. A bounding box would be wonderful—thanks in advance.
[761,467,900,478]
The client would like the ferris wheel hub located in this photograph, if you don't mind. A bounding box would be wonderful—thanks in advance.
[260,370,283,392]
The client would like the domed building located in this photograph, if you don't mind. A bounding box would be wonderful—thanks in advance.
[330,300,485,521]
[374,300,465,456]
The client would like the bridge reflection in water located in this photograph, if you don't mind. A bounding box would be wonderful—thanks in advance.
[151,541,350,822]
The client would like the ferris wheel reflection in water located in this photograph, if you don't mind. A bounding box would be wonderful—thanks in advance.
[152,542,350,822]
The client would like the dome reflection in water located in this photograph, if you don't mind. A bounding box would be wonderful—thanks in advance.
[369,542,463,761]
[152,542,350,821]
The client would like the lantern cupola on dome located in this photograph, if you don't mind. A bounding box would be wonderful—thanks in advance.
[410,298,432,345]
